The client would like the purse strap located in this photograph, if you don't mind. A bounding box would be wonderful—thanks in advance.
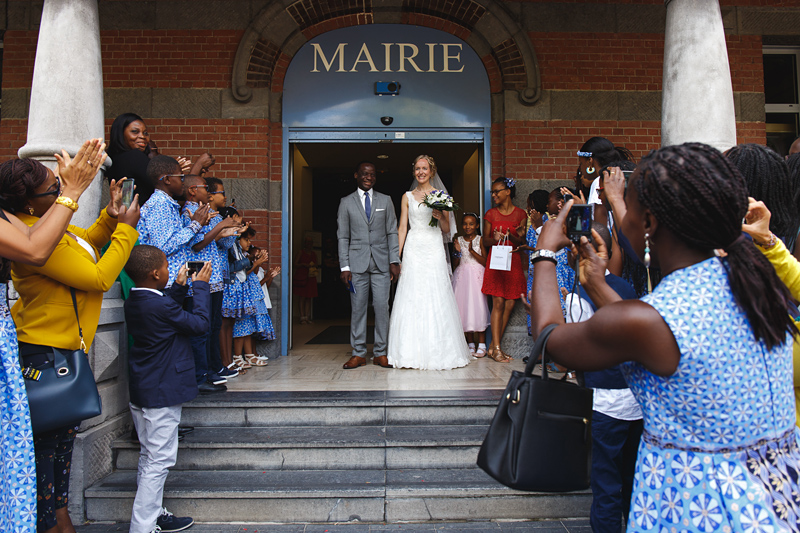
[524,323,559,380]
[70,287,87,353]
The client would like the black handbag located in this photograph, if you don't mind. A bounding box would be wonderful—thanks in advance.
[477,324,594,492]
[19,288,102,434]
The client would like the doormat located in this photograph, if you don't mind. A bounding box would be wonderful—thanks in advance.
[307,325,374,344]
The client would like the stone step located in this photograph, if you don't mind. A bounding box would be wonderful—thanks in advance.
[114,425,489,471]
[180,390,502,427]
[84,468,591,523]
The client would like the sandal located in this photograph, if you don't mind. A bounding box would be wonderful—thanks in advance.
[475,347,486,358]
[489,345,512,363]
[245,353,267,367]
[233,354,252,370]
[545,361,567,373]
[228,361,247,376]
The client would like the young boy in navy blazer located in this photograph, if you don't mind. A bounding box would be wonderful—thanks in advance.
[123,245,212,533]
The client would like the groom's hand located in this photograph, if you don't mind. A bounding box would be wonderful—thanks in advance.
[340,271,352,285]
[390,263,401,281]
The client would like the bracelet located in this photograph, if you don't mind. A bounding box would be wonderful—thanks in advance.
[55,196,79,212]
[530,249,558,265]
[753,233,777,249]
[531,256,558,265]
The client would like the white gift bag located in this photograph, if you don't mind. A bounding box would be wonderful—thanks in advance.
[489,235,512,271]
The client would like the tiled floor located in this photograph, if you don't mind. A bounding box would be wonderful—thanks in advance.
[75,519,591,532]
[230,319,535,392]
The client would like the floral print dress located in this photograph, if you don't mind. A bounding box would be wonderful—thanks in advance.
[0,283,37,532]
[622,257,800,532]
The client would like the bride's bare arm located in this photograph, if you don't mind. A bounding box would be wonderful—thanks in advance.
[432,209,450,234]
[398,193,409,257]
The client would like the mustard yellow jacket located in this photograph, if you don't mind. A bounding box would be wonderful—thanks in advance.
[11,208,138,351]
[757,238,800,427]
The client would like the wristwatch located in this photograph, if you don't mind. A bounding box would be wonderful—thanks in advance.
[530,249,558,265]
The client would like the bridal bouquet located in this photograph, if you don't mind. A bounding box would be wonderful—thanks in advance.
[423,190,459,227]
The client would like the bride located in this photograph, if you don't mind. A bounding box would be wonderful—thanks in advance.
[387,155,472,370]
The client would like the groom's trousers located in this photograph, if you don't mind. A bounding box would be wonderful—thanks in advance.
[350,256,391,358]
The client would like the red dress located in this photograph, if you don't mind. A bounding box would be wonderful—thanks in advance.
[293,250,319,298]
[481,206,527,300]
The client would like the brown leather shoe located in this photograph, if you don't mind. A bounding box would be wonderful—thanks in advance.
[343,356,366,369]
[373,355,393,368]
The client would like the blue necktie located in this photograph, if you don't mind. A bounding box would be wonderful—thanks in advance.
[365,192,371,221]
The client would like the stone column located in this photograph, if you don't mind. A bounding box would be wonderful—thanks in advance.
[18,0,106,228]
[661,0,737,152]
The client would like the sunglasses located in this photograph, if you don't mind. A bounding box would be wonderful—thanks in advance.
[189,184,209,191]
[31,175,61,198]
[490,188,508,196]
[209,191,226,197]
[159,174,186,182]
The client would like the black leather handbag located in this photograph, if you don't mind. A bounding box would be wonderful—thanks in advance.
[477,324,594,492]
[19,288,102,434]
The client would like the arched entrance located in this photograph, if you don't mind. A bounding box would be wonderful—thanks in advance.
[281,24,491,353]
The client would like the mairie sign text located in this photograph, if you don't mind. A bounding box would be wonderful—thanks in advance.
[310,43,465,73]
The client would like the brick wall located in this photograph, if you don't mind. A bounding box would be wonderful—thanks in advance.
[0,3,777,222]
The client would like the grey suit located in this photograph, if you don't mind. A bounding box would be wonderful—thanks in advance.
[337,189,400,358]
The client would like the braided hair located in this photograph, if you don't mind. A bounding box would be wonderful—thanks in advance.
[726,144,799,251]
[0,159,50,283]
[636,143,795,350]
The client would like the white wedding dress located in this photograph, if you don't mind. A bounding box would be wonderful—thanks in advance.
[387,192,472,370]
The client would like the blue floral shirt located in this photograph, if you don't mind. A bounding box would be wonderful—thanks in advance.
[182,202,227,293]
[137,190,201,287]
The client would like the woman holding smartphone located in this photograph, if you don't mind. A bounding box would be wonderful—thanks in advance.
[5,157,139,533]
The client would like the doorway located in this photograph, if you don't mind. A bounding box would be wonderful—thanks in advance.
[290,141,483,348]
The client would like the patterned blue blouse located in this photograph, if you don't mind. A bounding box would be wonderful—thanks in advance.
[622,257,800,531]
[136,190,200,288]
[0,285,36,532]
[182,202,235,293]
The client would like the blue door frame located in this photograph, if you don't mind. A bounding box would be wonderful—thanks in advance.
[279,126,491,356]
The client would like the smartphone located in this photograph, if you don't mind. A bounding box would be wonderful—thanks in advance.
[186,261,205,275]
[622,170,634,189]
[121,179,135,208]
[566,204,593,243]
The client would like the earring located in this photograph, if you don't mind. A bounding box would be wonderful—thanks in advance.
[644,233,652,294]
[27,206,34,215]
[587,166,596,175]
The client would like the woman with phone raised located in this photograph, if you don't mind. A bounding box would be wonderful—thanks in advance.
[0,139,105,533]
[531,143,800,532]
[5,146,140,533]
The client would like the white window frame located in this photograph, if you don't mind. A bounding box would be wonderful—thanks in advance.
[763,46,800,113]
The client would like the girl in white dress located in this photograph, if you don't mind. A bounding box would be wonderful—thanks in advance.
[387,155,471,370]
[451,213,490,357]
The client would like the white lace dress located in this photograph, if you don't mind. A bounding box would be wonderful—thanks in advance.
[387,192,471,370]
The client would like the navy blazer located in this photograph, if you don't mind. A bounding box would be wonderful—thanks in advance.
[124,281,210,408]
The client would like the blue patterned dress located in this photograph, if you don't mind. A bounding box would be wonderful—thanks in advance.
[0,284,37,532]
[622,257,800,532]
[526,216,575,334]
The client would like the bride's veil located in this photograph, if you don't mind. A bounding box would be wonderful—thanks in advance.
[409,171,458,272]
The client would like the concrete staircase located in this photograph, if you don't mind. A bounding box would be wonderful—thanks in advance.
[84,390,590,523]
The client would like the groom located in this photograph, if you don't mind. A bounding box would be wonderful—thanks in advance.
[337,161,401,369]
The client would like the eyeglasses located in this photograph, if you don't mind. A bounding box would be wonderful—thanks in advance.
[209,191,226,197]
[159,174,185,182]
[189,185,209,191]
[31,175,61,198]
[490,188,508,196]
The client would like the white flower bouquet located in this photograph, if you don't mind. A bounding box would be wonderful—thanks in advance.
[422,190,459,227]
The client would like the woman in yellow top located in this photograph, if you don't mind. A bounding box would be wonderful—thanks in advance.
[743,197,800,427]
[5,157,139,533]
[0,139,106,533]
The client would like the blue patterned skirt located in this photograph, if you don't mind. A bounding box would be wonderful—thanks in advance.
[221,274,256,318]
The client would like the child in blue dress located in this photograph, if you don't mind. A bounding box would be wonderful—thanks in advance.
[233,228,274,366]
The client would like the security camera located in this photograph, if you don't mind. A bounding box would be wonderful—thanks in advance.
[381,116,394,126]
